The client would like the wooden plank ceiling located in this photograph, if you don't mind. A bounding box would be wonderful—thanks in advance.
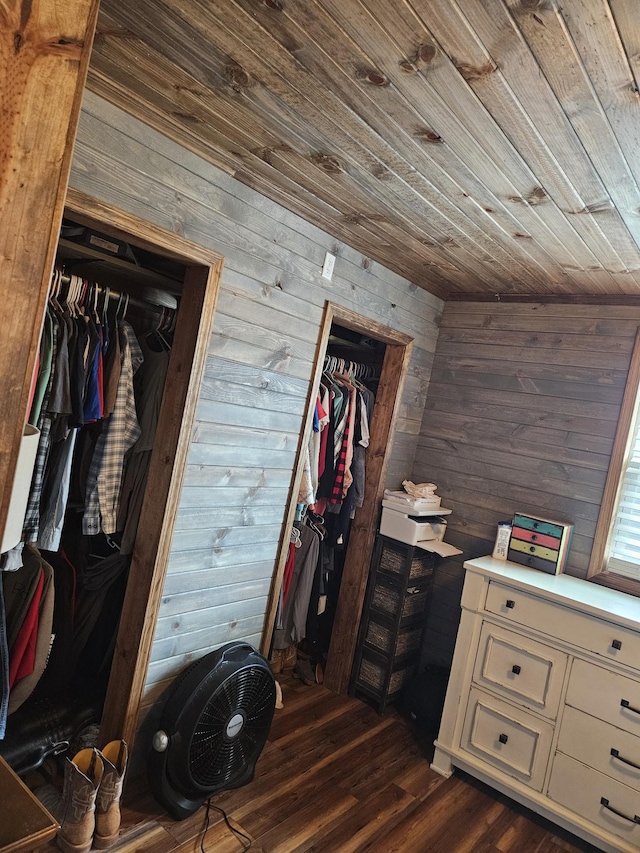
[87,0,640,300]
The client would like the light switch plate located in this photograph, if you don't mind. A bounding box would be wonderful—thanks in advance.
[322,252,336,280]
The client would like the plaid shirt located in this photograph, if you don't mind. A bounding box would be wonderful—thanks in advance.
[83,322,143,536]
[23,309,58,544]
[330,412,350,505]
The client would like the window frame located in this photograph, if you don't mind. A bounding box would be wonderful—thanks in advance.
[588,328,640,591]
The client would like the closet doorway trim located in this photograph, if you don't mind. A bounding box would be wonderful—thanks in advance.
[65,188,224,748]
[260,302,413,696]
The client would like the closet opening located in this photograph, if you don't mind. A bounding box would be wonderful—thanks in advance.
[261,303,413,698]
[0,189,222,775]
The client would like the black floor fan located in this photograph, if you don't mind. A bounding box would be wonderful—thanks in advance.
[148,642,276,819]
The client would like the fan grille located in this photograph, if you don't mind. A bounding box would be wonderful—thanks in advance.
[188,665,274,788]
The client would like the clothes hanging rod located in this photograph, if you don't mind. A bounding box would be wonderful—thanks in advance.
[323,355,379,381]
[57,272,177,312]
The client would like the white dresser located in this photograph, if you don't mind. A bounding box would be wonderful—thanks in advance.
[432,557,640,853]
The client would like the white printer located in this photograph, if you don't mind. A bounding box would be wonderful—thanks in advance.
[380,489,452,546]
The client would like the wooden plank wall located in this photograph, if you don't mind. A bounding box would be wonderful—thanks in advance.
[413,301,640,668]
[68,90,443,718]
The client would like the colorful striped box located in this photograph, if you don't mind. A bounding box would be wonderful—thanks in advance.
[507,513,574,575]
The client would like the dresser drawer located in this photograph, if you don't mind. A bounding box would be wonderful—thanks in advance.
[511,525,562,551]
[506,548,559,574]
[461,688,554,790]
[473,622,567,719]
[485,581,640,669]
[509,537,559,565]
[512,514,566,539]
[548,753,640,847]
[558,705,640,793]
[567,659,640,737]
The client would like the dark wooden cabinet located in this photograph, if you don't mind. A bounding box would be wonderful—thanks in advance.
[352,535,438,713]
[0,756,58,853]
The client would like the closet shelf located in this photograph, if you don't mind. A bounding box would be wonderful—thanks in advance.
[56,238,182,302]
[326,343,384,367]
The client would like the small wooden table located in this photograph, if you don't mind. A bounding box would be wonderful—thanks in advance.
[0,756,58,853]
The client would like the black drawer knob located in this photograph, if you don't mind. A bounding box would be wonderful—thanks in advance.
[612,639,622,650]
[505,599,515,609]
[512,665,522,675]
[498,733,508,744]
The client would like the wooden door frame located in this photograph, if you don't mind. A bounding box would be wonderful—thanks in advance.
[0,0,99,555]
[260,302,413,696]
[64,189,224,748]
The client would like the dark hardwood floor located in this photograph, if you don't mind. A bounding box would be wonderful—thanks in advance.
[49,671,600,853]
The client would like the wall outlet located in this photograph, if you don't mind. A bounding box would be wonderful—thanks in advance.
[322,251,336,280]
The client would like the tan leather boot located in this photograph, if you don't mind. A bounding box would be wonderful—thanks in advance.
[281,645,297,670]
[94,740,128,849]
[269,648,283,673]
[57,748,103,853]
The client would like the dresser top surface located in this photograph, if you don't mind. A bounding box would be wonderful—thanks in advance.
[464,556,640,630]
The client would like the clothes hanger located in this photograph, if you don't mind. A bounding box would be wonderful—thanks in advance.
[65,274,78,316]
[100,285,111,327]
[163,307,175,336]
[81,280,90,314]
[74,276,84,316]
[149,306,171,351]
[77,279,89,318]
[49,268,62,310]
[306,511,326,540]
[350,364,366,391]
[333,358,356,387]
[348,360,361,384]
[78,278,89,318]
[114,291,125,323]
[89,281,100,323]
[322,357,342,394]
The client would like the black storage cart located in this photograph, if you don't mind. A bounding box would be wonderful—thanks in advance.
[351,534,438,714]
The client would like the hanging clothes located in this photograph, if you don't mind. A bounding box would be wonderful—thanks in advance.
[8,557,54,715]
[37,428,78,551]
[273,351,379,672]
[117,333,170,554]
[29,311,54,427]
[0,263,176,733]
[9,568,44,689]
[313,358,377,514]
[31,549,76,699]
[272,523,320,650]
[83,322,143,536]
[2,546,55,714]
[21,319,59,549]
[2,547,43,651]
